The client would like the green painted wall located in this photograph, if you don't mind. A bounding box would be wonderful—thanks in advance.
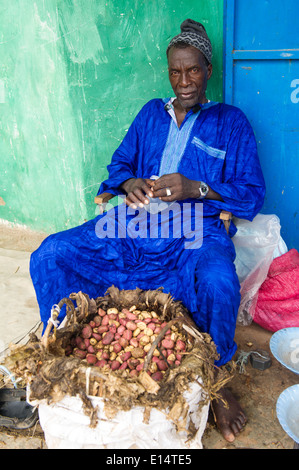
[0,0,223,234]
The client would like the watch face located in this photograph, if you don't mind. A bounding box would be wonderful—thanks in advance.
[200,183,209,196]
[199,182,209,197]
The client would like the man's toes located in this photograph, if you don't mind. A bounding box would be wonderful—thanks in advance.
[237,412,247,430]
[215,412,247,442]
[231,415,246,435]
[220,423,236,442]
[231,421,242,436]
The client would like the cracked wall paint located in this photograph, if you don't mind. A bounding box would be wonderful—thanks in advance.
[0,0,223,233]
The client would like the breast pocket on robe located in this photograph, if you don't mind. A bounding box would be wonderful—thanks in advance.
[180,136,226,181]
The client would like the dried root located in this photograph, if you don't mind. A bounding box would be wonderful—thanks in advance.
[5,286,234,438]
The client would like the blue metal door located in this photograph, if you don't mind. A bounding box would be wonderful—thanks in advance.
[223,0,299,250]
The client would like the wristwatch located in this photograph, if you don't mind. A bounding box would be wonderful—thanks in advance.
[198,181,209,199]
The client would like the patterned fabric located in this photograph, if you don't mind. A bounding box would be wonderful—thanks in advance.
[167,19,212,64]
[100,99,265,222]
[30,99,265,366]
[158,107,201,175]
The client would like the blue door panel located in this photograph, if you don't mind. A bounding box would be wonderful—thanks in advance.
[234,0,299,51]
[233,59,299,244]
[224,0,299,250]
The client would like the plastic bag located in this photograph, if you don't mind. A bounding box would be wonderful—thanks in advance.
[253,248,299,331]
[232,213,286,326]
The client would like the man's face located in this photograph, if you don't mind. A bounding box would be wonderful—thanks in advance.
[168,45,212,111]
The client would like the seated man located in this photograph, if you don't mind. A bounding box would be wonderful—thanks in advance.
[30,19,265,442]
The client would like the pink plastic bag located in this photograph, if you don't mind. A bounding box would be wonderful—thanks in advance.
[253,249,299,332]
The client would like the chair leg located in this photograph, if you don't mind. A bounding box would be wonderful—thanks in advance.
[220,210,233,234]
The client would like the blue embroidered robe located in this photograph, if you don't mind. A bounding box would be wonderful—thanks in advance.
[30,99,265,366]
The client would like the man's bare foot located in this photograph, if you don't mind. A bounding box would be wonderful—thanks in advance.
[211,387,247,442]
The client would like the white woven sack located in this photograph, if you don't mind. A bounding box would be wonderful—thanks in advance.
[33,379,209,449]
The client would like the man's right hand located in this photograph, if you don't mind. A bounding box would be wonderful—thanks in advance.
[120,178,154,208]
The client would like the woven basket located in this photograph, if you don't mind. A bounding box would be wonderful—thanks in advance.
[6,286,232,443]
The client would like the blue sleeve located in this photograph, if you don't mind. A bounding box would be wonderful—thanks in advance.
[205,111,266,220]
[97,106,145,196]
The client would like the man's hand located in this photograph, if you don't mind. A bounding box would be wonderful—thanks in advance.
[151,173,195,201]
[152,173,224,202]
[120,178,154,208]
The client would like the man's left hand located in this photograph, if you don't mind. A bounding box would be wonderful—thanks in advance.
[151,173,194,201]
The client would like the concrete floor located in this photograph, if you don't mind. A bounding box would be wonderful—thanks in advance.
[0,223,298,449]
